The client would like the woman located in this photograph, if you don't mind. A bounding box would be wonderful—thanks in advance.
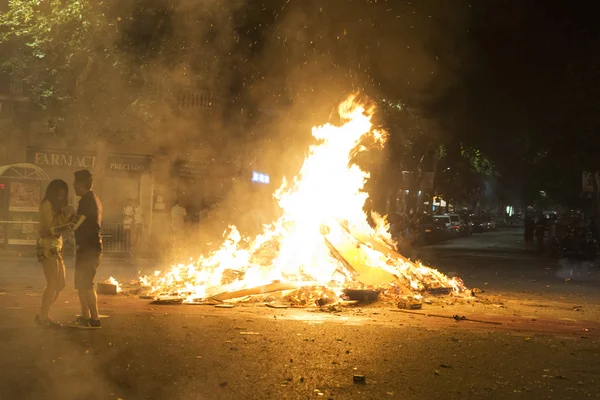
[35,179,74,327]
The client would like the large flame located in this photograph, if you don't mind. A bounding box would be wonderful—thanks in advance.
[141,97,465,302]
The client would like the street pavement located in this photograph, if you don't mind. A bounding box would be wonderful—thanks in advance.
[1,230,600,400]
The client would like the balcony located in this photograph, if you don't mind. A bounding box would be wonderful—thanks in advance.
[176,90,220,110]
[0,73,28,101]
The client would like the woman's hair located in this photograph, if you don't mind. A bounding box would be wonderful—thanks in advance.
[43,179,69,213]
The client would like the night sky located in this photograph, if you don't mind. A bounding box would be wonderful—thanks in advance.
[216,0,600,206]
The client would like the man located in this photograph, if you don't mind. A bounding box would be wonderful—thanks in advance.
[53,170,103,329]
[123,198,134,252]
[133,199,144,245]
[171,200,186,231]
[535,213,547,253]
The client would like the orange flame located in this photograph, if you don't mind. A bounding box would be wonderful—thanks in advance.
[141,96,466,302]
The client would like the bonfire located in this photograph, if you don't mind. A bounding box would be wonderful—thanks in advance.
[139,96,466,306]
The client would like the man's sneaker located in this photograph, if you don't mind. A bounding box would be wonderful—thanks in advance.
[89,319,102,329]
[68,316,102,329]
[67,316,91,329]
[34,315,62,328]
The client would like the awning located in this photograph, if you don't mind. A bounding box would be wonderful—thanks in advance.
[0,163,50,180]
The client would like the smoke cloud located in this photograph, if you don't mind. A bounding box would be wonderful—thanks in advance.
[18,0,473,256]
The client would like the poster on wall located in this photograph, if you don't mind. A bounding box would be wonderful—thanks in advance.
[153,184,166,211]
[7,213,37,245]
[9,182,41,212]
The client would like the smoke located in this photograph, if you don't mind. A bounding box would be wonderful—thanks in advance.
[176,0,473,250]
[25,0,473,257]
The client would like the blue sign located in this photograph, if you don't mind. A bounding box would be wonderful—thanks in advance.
[251,171,270,184]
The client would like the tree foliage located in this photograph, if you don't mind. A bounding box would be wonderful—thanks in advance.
[0,0,239,144]
[0,0,118,107]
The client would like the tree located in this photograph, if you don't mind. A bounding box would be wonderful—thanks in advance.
[0,0,246,146]
[434,141,498,212]
[0,0,153,141]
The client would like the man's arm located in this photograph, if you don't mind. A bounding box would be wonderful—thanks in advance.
[50,215,87,235]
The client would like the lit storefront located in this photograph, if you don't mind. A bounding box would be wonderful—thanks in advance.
[102,154,153,224]
[20,148,154,245]
[0,163,49,246]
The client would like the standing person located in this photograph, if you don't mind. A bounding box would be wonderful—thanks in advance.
[171,200,187,231]
[535,214,547,253]
[123,198,134,252]
[524,212,535,252]
[133,199,144,246]
[35,179,74,327]
[131,199,144,263]
[548,214,557,245]
[57,170,103,329]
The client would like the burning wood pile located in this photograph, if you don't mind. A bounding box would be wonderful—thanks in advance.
[137,97,467,307]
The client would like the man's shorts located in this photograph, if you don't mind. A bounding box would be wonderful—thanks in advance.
[75,248,102,290]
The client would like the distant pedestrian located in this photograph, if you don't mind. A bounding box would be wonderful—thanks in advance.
[535,214,546,253]
[133,199,144,246]
[123,198,134,251]
[524,213,535,251]
[548,216,557,244]
[171,200,187,232]
[35,179,74,327]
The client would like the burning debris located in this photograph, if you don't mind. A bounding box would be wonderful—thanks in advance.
[138,97,467,306]
[97,277,122,295]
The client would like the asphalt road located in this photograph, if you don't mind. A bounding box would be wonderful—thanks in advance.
[1,230,600,400]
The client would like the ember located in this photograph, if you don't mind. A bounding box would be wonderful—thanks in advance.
[140,96,467,304]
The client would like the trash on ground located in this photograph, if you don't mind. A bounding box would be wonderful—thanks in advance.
[343,289,380,302]
[398,296,423,310]
[215,304,235,308]
[97,283,118,295]
[265,303,289,309]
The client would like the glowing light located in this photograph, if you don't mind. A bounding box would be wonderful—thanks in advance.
[252,171,270,184]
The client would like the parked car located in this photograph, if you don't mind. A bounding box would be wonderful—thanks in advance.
[433,215,453,234]
[483,216,496,231]
[550,216,598,260]
[419,215,447,244]
[446,213,468,236]
[471,216,486,233]
[434,214,462,237]
[492,216,506,228]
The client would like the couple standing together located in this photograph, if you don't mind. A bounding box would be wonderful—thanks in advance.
[35,169,103,329]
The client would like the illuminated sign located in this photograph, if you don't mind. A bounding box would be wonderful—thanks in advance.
[251,171,270,184]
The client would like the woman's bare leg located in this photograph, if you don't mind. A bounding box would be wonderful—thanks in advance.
[40,259,59,320]
[54,260,66,302]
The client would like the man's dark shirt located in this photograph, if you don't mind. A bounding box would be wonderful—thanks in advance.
[76,191,103,251]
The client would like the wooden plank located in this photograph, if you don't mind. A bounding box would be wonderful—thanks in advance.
[344,224,412,264]
[324,225,398,287]
[210,281,313,301]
